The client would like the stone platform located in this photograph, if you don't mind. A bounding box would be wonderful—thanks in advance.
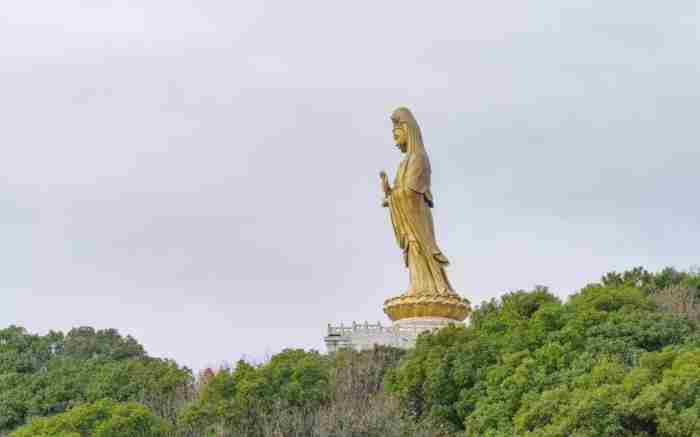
[324,317,463,353]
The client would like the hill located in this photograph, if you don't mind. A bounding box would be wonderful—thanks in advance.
[2,267,699,436]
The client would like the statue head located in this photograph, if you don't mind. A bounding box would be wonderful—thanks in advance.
[391,107,425,155]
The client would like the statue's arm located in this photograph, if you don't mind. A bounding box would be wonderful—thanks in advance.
[379,171,392,207]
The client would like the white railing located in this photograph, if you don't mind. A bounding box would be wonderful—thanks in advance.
[326,321,437,337]
[326,321,389,336]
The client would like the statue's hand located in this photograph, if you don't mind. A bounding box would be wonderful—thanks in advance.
[379,170,391,197]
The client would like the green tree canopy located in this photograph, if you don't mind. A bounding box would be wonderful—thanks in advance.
[0,326,191,434]
[9,400,171,437]
[386,278,700,436]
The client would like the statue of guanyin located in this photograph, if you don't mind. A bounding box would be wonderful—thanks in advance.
[380,107,470,322]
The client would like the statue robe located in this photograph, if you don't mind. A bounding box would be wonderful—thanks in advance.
[388,151,454,296]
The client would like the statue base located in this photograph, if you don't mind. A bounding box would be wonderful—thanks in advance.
[392,316,461,330]
[383,292,471,322]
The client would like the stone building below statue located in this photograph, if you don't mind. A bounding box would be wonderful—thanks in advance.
[324,318,464,353]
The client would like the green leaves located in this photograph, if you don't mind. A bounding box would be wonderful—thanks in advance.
[63,327,145,361]
[3,267,700,436]
[0,327,191,434]
[510,349,700,437]
[176,349,333,436]
[388,271,700,436]
[9,400,171,437]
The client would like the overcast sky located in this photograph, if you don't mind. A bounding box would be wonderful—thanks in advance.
[2,1,699,371]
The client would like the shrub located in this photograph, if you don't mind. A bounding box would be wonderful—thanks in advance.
[9,400,171,437]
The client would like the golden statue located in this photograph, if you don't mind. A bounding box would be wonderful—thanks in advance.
[380,107,470,322]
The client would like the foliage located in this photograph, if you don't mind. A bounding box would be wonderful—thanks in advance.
[62,327,145,361]
[652,285,700,323]
[0,327,192,434]
[513,349,700,437]
[386,271,700,437]
[176,348,332,436]
[2,266,700,436]
[600,266,700,297]
[9,400,171,437]
[176,345,450,437]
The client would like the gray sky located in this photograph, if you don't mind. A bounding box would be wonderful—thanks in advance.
[2,1,699,371]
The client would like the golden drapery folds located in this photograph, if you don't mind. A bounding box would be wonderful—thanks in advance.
[383,107,470,322]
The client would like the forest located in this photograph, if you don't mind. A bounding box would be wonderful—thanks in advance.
[1,266,699,437]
